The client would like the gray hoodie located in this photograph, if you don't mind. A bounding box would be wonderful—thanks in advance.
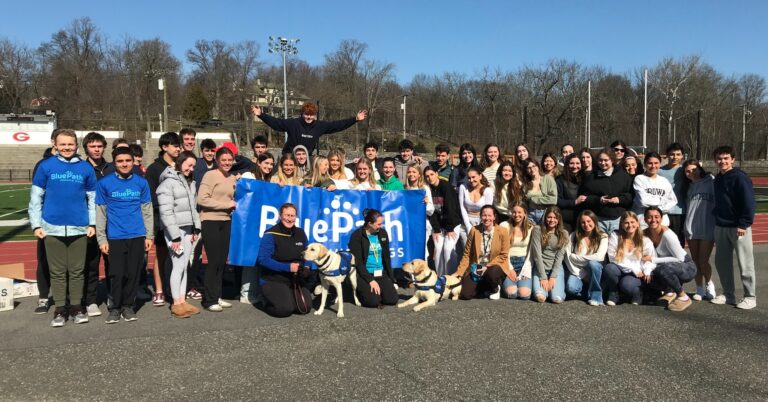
[293,145,311,178]
[156,167,201,241]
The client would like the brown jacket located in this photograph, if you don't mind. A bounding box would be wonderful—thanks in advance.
[455,224,511,277]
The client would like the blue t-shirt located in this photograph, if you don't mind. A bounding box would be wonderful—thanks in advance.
[366,234,384,275]
[32,156,97,227]
[658,165,686,214]
[96,173,151,240]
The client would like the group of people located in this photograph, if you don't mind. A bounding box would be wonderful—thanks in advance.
[28,101,758,327]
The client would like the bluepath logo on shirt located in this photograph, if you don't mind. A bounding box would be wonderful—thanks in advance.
[50,171,85,183]
[111,188,141,199]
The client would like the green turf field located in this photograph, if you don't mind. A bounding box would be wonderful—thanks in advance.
[0,184,34,241]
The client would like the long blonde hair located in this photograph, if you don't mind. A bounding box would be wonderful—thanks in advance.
[350,158,377,188]
[405,163,425,189]
[615,211,644,263]
[306,156,331,186]
[327,149,347,180]
[274,153,302,186]
[507,202,533,242]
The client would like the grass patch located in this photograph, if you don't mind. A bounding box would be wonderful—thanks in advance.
[758,202,768,214]
[0,184,30,220]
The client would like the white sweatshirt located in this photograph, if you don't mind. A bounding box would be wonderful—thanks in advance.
[459,184,494,232]
[632,174,677,227]
[651,229,688,264]
[565,232,608,278]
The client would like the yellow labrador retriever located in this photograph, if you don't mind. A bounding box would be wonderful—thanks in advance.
[399,259,462,312]
[302,243,359,318]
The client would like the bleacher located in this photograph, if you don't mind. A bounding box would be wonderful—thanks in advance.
[0,145,51,181]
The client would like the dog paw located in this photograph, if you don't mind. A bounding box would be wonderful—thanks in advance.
[354,301,361,307]
[413,306,422,312]
[336,312,344,318]
[397,303,406,308]
[314,310,323,316]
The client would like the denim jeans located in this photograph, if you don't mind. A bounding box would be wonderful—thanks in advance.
[598,217,620,234]
[528,209,546,225]
[564,260,604,304]
[532,263,566,303]
[603,263,643,304]
[503,256,532,299]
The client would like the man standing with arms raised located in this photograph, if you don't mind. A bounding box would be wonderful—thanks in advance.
[251,102,367,155]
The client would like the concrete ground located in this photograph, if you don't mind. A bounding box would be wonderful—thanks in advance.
[1,247,766,401]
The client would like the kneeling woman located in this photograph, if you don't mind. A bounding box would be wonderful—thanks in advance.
[603,211,656,306]
[643,207,697,311]
[257,203,313,317]
[530,206,569,303]
[564,210,608,306]
[453,205,511,300]
[348,209,398,308]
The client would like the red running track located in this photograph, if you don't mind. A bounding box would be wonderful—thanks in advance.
[1,217,767,281]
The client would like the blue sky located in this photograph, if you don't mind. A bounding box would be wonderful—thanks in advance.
[2,0,766,83]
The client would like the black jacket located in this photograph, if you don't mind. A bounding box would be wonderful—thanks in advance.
[146,156,172,209]
[556,175,581,231]
[348,227,394,284]
[258,113,357,155]
[579,168,634,220]
[429,180,462,232]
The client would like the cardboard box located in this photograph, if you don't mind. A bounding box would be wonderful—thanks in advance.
[13,281,38,299]
[0,277,13,312]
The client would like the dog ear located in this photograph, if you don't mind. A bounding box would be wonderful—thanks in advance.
[317,245,328,259]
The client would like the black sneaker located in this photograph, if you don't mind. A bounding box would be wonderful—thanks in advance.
[121,308,138,322]
[34,298,51,315]
[105,309,121,324]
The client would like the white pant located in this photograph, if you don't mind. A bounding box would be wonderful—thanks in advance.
[165,226,194,300]
[433,226,461,276]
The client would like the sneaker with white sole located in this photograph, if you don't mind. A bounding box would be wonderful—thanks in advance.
[736,297,756,310]
[72,309,89,324]
[239,296,252,304]
[207,304,223,312]
[588,300,602,306]
[489,286,501,300]
[711,294,736,305]
[705,281,717,300]
[121,308,138,321]
[692,286,705,301]
[218,299,232,308]
[86,303,102,317]
[51,310,67,327]
[35,298,51,315]
[105,310,121,324]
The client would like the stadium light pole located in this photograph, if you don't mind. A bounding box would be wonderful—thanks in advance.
[269,36,299,142]
[401,94,409,139]
[742,104,752,162]
[643,69,648,151]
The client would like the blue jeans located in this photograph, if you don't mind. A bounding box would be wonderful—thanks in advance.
[503,256,532,300]
[564,260,604,304]
[528,209,546,225]
[598,217,620,234]
[532,264,566,303]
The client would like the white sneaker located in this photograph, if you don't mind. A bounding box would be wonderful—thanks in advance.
[606,300,616,306]
[588,300,602,306]
[705,281,717,300]
[239,296,251,304]
[489,286,501,300]
[207,304,223,312]
[218,299,232,308]
[86,303,102,317]
[736,297,756,310]
[711,295,736,305]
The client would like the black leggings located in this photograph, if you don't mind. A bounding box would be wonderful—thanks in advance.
[261,275,312,317]
[202,220,231,307]
[35,238,51,301]
[83,235,109,305]
[356,274,398,308]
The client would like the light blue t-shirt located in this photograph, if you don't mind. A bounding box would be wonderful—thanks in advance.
[659,165,686,214]
[366,234,384,276]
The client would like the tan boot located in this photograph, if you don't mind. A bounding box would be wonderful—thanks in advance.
[656,293,677,306]
[183,302,200,315]
[171,303,191,318]
[668,297,692,312]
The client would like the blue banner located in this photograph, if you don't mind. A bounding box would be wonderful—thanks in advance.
[228,179,426,267]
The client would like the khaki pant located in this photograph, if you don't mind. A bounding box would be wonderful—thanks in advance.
[45,235,87,309]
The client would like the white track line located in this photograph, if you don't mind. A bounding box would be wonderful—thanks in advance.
[0,208,27,219]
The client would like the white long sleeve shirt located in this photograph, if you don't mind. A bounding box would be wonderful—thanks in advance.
[459,184,494,231]
[633,174,677,227]
[652,229,688,264]
[607,231,657,276]
[565,233,608,278]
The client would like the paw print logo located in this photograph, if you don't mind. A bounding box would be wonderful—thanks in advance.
[324,197,360,216]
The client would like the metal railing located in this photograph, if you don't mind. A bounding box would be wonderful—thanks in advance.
[0,170,33,182]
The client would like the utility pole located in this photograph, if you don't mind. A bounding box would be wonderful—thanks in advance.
[742,104,750,162]
[401,94,408,139]
[657,109,661,151]
[696,109,701,160]
[158,77,168,133]
[587,80,591,148]
[643,69,648,150]
[269,36,300,143]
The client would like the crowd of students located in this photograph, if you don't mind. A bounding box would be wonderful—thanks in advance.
[28,101,758,327]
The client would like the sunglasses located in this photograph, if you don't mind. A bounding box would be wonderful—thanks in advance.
[612,147,625,152]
